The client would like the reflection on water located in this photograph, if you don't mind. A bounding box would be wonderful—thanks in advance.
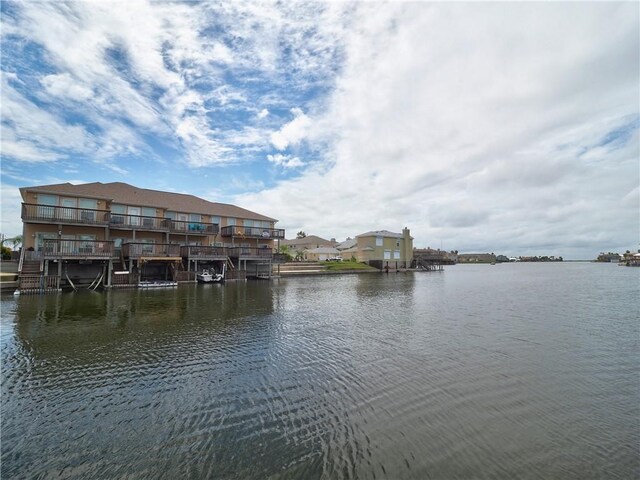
[2,264,639,479]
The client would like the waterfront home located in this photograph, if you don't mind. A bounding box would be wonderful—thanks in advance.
[458,253,497,264]
[18,182,284,292]
[413,248,456,266]
[348,228,414,269]
[280,235,338,254]
[304,247,341,262]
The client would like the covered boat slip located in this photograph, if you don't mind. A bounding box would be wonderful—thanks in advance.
[16,242,276,293]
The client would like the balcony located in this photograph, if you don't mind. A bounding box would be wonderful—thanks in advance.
[22,203,109,226]
[122,243,181,259]
[227,247,274,259]
[220,226,285,239]
[180,245,228,259]
[42,239,115,258]
[109,214,168,231]
[169,221,219,235]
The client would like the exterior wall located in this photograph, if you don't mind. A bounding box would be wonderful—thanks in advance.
[26,191,108,210]
[23,224,108,249]
[355,228,413,267]
[20,186,280,261]
[128,231,166,243]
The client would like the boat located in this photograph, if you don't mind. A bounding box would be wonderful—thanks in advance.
[197,264,226,283]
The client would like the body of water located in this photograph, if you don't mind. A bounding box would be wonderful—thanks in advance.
[1,263,638,479]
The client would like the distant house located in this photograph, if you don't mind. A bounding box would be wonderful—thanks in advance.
[458,253,496,263]
[305,247,341,261]
[352,228,413,269]
[413,247,456,265]
[280,235,338,253]
[336,238,357,251]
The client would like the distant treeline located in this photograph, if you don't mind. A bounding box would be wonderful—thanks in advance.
[518,256,563,262]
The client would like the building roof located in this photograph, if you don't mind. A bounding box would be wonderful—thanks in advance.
[280,235,337,247]
[20,182,276,222]
[336,238,357,250]
[356,229,403,239]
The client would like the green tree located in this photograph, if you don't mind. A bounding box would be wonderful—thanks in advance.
[296,231,306,239]
[11,235,22,250]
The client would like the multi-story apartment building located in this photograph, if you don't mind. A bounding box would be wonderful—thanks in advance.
[18,182,285,291]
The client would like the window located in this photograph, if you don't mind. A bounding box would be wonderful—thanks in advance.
[36,233,57,252]
[111,204,126,224]
[78,235,96,254]
[376,236,383,247]
[37,195,57,218]
[244,219,253,228]
[128,207,141,226]
[393,250,401,259]
[140,239,155,254]
[142,207,156,227]
[79,199,97,222]
[189,213,203,231]
[227,218,236,226]
[165,211,176,220]
[211,216,221,225]
[396,239,401,248]
[61,235,75,254]
[61,198,77,220]
[384,250,391,260]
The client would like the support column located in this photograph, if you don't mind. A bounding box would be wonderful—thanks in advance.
[107,259,113,287]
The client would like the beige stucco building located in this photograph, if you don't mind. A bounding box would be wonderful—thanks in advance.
[18,181,284,290]
[345,228,414,268]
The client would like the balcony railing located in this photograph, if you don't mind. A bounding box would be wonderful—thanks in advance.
[180,245,227,258]
[227,247,274,259]
[109,214,168,230]
[122,243,181,258]
[220,226,285,239]
[22,203,110,226]
[170,221,219,235]
[42,239,115,258]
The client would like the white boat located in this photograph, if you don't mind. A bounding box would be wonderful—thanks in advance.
[196,264,225,283]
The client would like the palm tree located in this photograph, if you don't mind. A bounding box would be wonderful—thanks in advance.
[11,235,23,250]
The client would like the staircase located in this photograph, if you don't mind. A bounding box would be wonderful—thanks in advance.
[17,254,60,294]
[21,259,42,275]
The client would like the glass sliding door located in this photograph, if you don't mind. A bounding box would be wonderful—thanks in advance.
[79,198,97,222]
[37,195,57,219]
[61,198,77,221]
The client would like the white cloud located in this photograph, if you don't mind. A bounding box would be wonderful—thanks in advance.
[1,75,94,161]
[270,108,313,150]
[40,73,93,101]
[1,2,637,258]
[237,2,639,258]
[0,185,23,238]
[267,153,304,169]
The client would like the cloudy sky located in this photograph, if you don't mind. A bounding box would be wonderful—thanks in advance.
[1,1,638,259]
